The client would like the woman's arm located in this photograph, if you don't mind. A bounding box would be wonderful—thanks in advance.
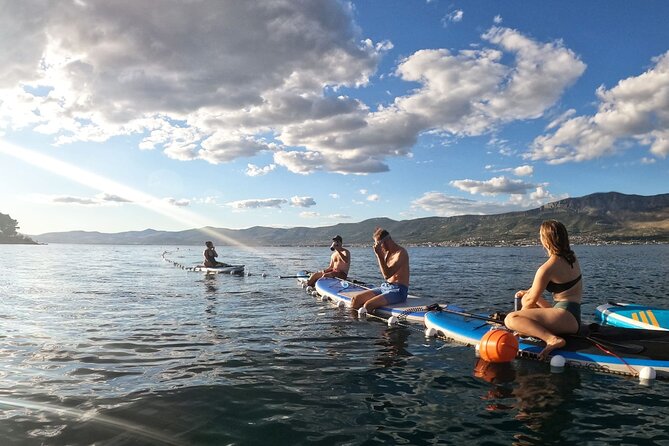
[518,262,551,308]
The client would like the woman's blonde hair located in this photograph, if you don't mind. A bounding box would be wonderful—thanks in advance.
[540,220,576,266]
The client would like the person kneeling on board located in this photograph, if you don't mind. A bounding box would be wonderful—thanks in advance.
[504,220,582,359]
[351,228,410,313]
[203,241,227,267]
[307,235,351,287]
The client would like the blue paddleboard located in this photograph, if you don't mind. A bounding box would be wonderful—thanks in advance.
[424,307,669,378]
[299,275,442,325]
[596,303,669,331]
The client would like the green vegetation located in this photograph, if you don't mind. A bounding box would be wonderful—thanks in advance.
[0,212,36,244]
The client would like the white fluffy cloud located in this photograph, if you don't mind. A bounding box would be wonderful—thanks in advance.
[290,196,317,207]
[245,163,276,177]
[0,2,587,175]
[274,26,585,174]
[530,51,669,163]
[513,165,534,176]
[0,0,385,166]
[450,176,539,196]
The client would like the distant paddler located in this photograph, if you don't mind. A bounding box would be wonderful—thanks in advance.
[306,235,351,287]
[203,241,228,267]
[351,228,410,313]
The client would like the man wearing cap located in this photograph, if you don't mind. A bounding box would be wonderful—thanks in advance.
[306,235,351,287]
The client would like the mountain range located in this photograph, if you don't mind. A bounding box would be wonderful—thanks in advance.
[32,192,669,246]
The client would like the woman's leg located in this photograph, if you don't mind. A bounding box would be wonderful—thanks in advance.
[505,308,578,359]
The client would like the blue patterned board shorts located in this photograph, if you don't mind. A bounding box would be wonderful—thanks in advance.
[369,282,409,305]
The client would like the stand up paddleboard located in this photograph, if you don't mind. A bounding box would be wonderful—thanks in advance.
[424,307,669,378]
[162,251,244,275]
[596,302,669,331]
[192,264,245,275]
[302,276,443,325]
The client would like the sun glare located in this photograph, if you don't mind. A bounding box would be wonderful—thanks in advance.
[0,140,267,255]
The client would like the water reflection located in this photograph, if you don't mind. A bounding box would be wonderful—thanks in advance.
[473,358,580,445]
[373,327,412,368]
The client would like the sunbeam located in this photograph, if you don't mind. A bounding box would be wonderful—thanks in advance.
[0,140,280,266]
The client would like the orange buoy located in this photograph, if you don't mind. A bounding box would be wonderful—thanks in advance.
[478,329,519,363]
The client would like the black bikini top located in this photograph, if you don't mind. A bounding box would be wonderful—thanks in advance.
[546,274,582,293]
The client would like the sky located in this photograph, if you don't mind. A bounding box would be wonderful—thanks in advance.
[1,0,668,235]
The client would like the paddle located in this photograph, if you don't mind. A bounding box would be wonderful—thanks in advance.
[432,305,505,325]
[279,270,312,279]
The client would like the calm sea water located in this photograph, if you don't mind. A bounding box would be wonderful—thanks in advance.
[1,243,668,445]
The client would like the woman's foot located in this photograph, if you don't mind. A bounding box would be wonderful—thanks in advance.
[538,336,566,360]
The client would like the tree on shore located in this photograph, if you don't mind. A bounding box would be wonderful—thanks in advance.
[0,212,36,244]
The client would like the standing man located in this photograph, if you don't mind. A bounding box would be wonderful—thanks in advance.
[306,235,351,287]
[203,241,226,267]
[351,228,410,312]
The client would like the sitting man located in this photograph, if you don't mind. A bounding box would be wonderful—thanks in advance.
[203,241,226,267]
[306,235,351,287]
[351,228,410,313]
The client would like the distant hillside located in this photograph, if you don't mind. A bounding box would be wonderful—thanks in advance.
[33,192,669,246]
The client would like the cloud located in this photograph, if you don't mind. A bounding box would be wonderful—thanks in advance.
[300,211,320,218]
[411,192,513,216]
[412,187,561,216]
[245,163,277,177]
[442,10,464,26]
[487,164,534,176]
[0,4,586,175]
[273,25,585,174]
[367,194,380,202]
[529,50,669,163]
[290,196,316,207]
[227,198,288,209]
[329,193,340,199]
[512,165,534,176]
[226,195,316,209]
[450,176,539,196]
[52,196,99,205]
[164,197,190,207]
[50,192,132,205]
[99,193,132,203]
[0,0,386,165]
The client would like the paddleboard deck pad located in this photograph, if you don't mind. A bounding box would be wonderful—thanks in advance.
[425,307,669,378]
[596,302,669,331]
[310,277,443,325]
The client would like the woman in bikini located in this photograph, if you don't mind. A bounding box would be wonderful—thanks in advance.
[504,220,582,359]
